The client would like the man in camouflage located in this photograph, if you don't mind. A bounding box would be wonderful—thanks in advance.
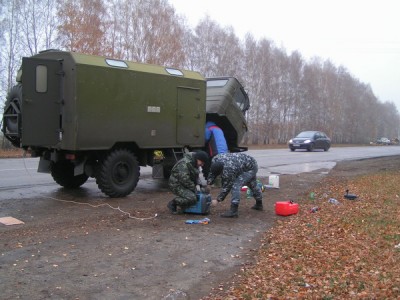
[168,151,209,214]
[207,152,263,218]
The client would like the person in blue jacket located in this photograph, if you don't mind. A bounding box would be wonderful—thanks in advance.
[204,121,228,181]
[205,121,228,157]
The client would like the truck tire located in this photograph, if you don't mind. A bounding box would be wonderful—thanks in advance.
[51,160,89,188]
[96,149,140,197]
[3,84,22,148]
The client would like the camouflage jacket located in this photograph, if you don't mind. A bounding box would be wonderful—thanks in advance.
[208,153,258,201]
[169,153,199,192]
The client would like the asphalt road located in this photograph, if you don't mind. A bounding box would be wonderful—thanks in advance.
[248,145,400,176]
[1,146,400,196]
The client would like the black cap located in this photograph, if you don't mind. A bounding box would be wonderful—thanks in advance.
[193,150,209,164]
[210,161,224,175]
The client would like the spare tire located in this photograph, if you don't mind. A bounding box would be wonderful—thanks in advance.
[3,84,22,148]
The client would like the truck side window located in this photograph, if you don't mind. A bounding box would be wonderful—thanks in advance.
[165,68,183,76]
[233,88,250,113]
[105,59,128,68]
[36,65,47,93]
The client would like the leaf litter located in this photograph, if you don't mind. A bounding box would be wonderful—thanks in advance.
[202,170,400,299]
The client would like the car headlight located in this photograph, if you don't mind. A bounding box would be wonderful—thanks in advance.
[288,139,293,143]
[304,139,311,143]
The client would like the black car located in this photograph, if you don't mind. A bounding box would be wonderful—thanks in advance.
[288,131,331,152]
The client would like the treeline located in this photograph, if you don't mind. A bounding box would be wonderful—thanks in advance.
[1,0,398,145]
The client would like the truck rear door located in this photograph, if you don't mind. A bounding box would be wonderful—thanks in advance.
[21,58,62,147]
[176,87,204,145]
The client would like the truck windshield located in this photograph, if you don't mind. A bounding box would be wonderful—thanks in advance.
[207,79,228,87]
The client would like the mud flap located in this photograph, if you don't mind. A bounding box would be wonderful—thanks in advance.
[38,157,51,173]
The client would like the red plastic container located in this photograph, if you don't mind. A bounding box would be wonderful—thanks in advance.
[275,201,299,216]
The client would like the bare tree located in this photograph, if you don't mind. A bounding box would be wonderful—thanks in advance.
[190,16,243,78]
[243,35,276,145]
[19,0,58,55]
[0,0,22,107]
[0,1,399,146]
[108,0,186,67]
[57,0,108,55]
[286,51,304,138]
[102,0,123,58]
[379,101,399,139]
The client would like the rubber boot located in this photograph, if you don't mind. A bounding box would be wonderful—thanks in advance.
[251,200,263,211]
[167,199,178,214]
[220,204,239,218]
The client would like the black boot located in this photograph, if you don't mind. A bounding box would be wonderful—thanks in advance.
[220,204,239,218]
[251,200,263,211]
[167,199,178,214]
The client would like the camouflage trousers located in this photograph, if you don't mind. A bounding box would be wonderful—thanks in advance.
[170,186,197,208]
[231,168,262,206]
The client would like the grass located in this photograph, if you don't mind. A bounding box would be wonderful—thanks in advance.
[203,170,400,299]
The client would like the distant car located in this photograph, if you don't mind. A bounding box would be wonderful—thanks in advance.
[376,137,391,145]
[288,131,331,152]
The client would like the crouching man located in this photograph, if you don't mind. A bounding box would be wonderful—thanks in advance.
[207,152,263,218]
[167,151,209,214]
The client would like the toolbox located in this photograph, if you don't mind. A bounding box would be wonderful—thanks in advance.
[275,201,299,216]
[184,192,211,215]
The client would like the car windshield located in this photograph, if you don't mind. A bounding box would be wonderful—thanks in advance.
[296,131,315,138]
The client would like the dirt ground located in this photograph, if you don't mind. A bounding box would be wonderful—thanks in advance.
[0,156,398,300]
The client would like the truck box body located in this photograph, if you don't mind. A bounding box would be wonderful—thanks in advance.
[21,51,206,150]
[3,50,249,197]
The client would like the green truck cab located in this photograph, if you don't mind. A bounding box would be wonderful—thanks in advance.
[2,50,249,197]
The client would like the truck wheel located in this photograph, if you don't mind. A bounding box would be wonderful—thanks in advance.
[3,84,22,148]
[51,160,89,188]
[96,149,140,197]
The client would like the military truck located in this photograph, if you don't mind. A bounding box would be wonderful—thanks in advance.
[2,50,249,197]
